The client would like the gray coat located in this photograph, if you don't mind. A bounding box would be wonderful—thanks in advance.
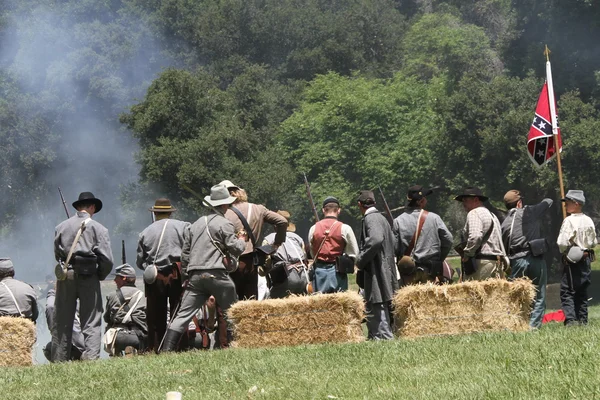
[393,207,453,262]
[54,211,114,280]
[136,218,190,271]
[356,209,399,304]
[0,277,38,321]
[103,285,147,333]
[181,212,246,273]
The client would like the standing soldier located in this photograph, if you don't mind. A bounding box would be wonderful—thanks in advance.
[161,184,246,351]
[308,196,359,293]
[136,198,190,353]
[355,191,399,340]
[394,185,453,285]
[0,257,38,322]
[52,192,113,362]
[220,180,288,300]
[103,263,147,356]
[455,187,507,281]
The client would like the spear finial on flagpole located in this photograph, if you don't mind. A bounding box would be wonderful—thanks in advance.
[544,45,551,62]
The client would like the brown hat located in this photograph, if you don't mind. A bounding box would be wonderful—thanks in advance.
[277,210,296,232]
[503,190,523,208]
[149,198,177,213]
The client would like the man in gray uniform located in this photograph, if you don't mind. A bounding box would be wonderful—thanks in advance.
[43,287,84,361]
[262,211,309,298]
[103,264,147,355]
[501,190,552,329]
[0,257,38,322]
[393,185,453,285]
[52,192,113,362]
[161,184,246,351]
[136,198,190,352]
[355,191,399,340]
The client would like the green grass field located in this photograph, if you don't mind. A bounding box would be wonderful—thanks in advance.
[4,259,600,399]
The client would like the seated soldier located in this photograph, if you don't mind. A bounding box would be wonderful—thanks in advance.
[0,257,38,322]
[103,264,147,356]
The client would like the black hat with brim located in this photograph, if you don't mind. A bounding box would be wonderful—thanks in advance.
[72,192,103,213]
[454,187,488,202]
[407,185,433,201]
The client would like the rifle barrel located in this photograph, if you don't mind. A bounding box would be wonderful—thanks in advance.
[303,173,319,222]
[378,186,393,226]
[121,240,126,264]
[58,187,70,218]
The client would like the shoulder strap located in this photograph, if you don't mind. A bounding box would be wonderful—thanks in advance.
[475,210,496,255]
[122,291,143,324]
[506,209,517,256]
[314,221,340,260]
[0,281,24,317]
[153,219,170,264]
[205,216,227,258]
[116,288,129,313]
[404,210,429,257]
[231,206,257,247]
[65,218,92,265]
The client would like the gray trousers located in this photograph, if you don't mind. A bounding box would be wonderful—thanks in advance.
[170,270,237,334]
[51,271,103,362]
[366,301,394,340]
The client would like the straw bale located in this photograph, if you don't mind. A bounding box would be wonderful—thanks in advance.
[392,279,535,338]
[228,292,365,348]
[0,316,36,367]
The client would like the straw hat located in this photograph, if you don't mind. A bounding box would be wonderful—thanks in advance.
[149,198,177,213]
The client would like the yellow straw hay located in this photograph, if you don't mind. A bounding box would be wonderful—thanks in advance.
[393,279,535,338]
[228,292,365,348]
[0,316,36,367]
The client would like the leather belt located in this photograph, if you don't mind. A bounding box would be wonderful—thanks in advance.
[474,254,499,261]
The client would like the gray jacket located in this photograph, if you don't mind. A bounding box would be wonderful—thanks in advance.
[136,218,190,271]
[54,211,114,280]
[356,208,399,304]
[0,277,38,321]
[181,212,246,273]
[502,199,553,259]
[264,232,306,264]
[103,285,147,333]
[393,208,453,263]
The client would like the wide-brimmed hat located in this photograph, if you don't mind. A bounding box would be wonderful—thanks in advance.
[407,185,433,202]
[149,198,177,213]
[0,257,14,272]
[277,210,296,232]
[454,187,488,202]
[72,192,103,213]
[205,184,237,207]
[561,189,585,205]
[218,180,240,191]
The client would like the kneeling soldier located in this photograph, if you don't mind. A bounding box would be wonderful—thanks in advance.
[0,257,38,322]
[103,264,147,355]
[161,184,246,351]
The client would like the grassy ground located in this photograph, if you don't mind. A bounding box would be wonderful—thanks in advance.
[5,259,600,399]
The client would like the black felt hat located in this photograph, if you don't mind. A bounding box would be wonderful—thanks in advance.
[407,185,433,201]
[357,190,376,205]
[72,192,103,213]
[454,187,488,202]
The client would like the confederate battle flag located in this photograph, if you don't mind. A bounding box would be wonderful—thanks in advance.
[527,81,563,167]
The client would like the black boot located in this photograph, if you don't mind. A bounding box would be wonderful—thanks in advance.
[160,329,182,353]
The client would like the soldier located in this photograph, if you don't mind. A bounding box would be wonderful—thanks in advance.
[355,191,399,340]
[308,196,359,293]
[161,184,246,351]
[43,287,84,361]
[394,185,453,285]
[455,187,507,281]
[103,264,147,355]
[0,257,38,322]
[52,192,113,362]
[136,198,190,353]
[220,180,287,300]
[262,211,309,298]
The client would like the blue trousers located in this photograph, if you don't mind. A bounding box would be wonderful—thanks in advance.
[312,262,348,293]
[509,255,547,328]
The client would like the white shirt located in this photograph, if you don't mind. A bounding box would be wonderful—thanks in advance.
[557,213,597,253]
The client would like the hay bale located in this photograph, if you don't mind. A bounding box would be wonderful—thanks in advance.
[393,279,535,338]
[228,292,365,348]
[0,316,36,367]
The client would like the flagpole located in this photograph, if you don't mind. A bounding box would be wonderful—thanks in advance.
[544,45,567,219]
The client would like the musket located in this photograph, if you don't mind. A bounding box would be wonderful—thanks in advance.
[121,240,126,264]
[58,187,70,218]
[303,173,320,222]
[378,186,394,226]
[180,183,225,215]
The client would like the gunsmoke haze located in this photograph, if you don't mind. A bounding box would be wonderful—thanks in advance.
[0,3,174,281]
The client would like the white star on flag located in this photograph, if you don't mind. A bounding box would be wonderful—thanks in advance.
[539,138,546,145]
[538,121,546,130]
[537,150,545,157]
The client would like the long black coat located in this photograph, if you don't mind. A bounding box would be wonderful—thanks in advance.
[356,210,399,304]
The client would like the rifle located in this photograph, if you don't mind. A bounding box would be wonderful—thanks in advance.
[121,240,126,264]
[378,186,393,226]
[58,187,70,218]
[303,173,319,222]
[180,183,226,215]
